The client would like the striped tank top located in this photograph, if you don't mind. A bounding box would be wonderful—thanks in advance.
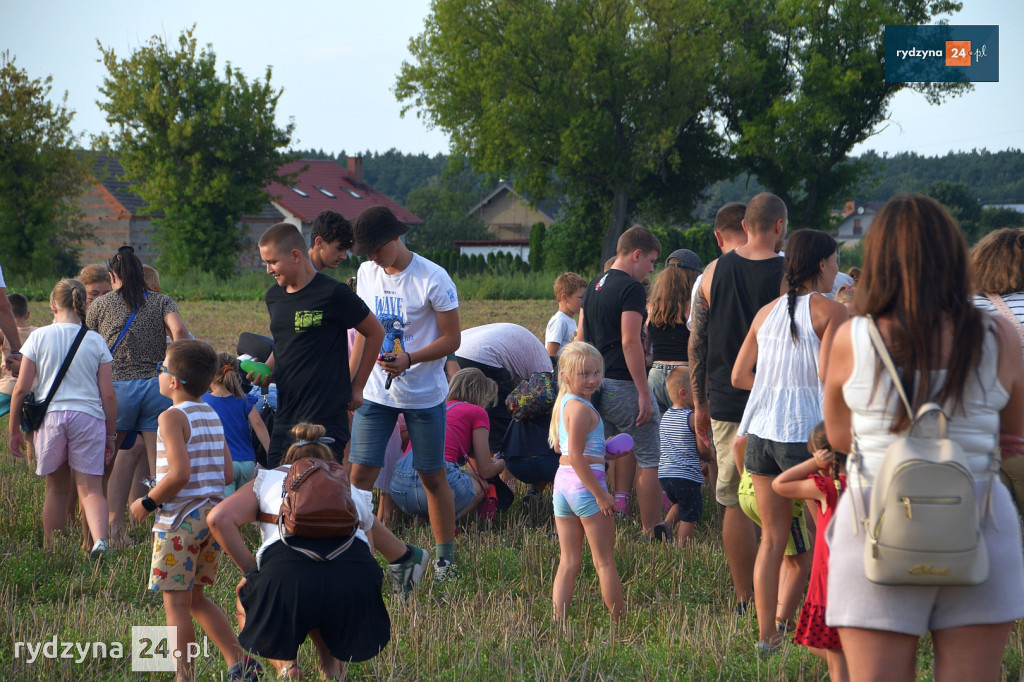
[153,401,226,532]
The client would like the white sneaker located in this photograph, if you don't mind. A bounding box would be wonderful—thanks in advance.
[90,538,109,560]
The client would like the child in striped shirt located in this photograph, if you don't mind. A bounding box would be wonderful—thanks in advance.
[129,340,260,681]
[653,366,711,543]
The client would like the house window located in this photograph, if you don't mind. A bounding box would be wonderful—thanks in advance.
[853,218,862,236]
[314,186,336,198]
[290,187,309,197]
[343,188,362,199]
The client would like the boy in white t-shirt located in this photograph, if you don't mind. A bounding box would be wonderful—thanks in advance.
[545,272,587,363]
[348,206,462,581]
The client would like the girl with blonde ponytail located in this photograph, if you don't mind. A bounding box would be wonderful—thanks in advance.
[7,279,117,557]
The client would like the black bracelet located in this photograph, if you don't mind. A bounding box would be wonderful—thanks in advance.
[406,352,413,368]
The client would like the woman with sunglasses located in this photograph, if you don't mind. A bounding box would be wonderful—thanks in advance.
[86,245,190,548]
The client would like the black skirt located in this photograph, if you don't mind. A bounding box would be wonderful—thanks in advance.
[238,538,391,662]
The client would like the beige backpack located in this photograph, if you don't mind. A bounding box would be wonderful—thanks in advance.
[852,317,997,586]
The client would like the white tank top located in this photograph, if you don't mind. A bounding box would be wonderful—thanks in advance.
[842,316,1006,485]
[738,294,823,443]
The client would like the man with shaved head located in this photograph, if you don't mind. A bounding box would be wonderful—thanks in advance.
[688,193,787,614]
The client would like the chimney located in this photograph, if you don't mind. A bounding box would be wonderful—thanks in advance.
[347,156,363,185]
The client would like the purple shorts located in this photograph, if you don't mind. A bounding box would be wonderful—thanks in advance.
[34,410,106,477]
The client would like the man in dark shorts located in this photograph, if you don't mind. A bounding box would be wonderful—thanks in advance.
[689,194,787,612]
[257,222,384,466]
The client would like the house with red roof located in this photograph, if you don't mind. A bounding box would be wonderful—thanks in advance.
[75,155,421,271]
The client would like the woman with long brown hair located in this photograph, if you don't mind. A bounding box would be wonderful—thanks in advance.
[823,194,1024,680]
[646,249,702,414]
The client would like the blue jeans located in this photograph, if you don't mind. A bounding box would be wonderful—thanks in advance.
[390,457,477,517]
[349,399,447,474]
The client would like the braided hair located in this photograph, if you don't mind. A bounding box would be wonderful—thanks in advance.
[784,230,837,342]
[52,278,87,323]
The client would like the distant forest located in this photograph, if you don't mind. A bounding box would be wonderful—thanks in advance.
[293,147,1024,210]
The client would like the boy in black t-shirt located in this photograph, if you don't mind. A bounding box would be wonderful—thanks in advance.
[578,226,663,536]
[256,222,384,466]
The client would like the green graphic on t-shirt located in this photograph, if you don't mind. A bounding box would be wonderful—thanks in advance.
[294,309,324,332]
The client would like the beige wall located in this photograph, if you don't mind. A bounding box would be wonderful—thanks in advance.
[477,190,552,240]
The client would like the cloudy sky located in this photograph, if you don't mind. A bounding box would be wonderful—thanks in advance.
[4,0,1021,158]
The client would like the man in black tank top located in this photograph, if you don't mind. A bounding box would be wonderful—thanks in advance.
[689,194,786,611]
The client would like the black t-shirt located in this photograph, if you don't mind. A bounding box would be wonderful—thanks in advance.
[265,273,370,429]
[582,269,647,381]
[706,250,784,422]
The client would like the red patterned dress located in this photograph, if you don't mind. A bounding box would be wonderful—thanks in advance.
[794,473,845,650]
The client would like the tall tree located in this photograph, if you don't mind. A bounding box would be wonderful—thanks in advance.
[97,27,293,277]
[714,0,969,228]
[396,0,726,262]
[0,52,91,278]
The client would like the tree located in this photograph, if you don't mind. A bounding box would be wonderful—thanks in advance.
[528,222,546,272]
[396,0,726,263]
[926,180,983,241]
[0,52,91,278]
[714,0,969,228]
[403,157,492,252]
[96,27,293,277]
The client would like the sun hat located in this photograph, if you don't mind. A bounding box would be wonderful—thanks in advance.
[351,206,410,256]
[665,248,702,272]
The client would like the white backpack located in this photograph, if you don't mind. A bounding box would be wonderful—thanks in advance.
[852,317,997,586]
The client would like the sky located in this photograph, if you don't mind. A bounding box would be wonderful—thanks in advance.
[3,0,1022,159]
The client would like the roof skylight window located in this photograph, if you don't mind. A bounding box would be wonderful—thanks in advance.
[290,187,309,197]
[314,185,336,198]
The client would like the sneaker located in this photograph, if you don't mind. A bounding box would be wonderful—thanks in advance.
[652,522,670,543]
[522,487,543,512]
[776,619,794,636]
[389,545,429,597]
[434,558,457,582]
[90,538,109,560]
[227,655,263,681]
[755,640,781,657]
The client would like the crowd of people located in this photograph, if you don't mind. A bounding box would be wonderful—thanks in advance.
[2,191,1024,681]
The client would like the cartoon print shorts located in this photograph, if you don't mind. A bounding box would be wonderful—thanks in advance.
[148,501,221,591]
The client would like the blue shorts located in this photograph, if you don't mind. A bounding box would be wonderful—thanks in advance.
[552,464,607,518]
[349,400,446,474]
[659,477,704,523]
[114,377,171,433]
[390,457,477,517]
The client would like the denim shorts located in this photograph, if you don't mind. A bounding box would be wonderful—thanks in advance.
[552,464,607,518]
[390,457,477,517]
[744,433,811,477]
[659,477,703,523]
[349,400,446,474]
[114,376,171,433]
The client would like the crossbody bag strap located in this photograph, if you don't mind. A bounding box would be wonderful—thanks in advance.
[40,325,89,410]
[985,294,1024,347]
[110,291,148,354]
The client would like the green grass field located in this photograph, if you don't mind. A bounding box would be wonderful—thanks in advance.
[2,300,1022,680]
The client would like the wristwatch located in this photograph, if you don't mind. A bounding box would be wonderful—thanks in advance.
[141,496,162,512]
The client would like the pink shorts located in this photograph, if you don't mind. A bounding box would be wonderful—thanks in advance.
[34,410,106,477]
